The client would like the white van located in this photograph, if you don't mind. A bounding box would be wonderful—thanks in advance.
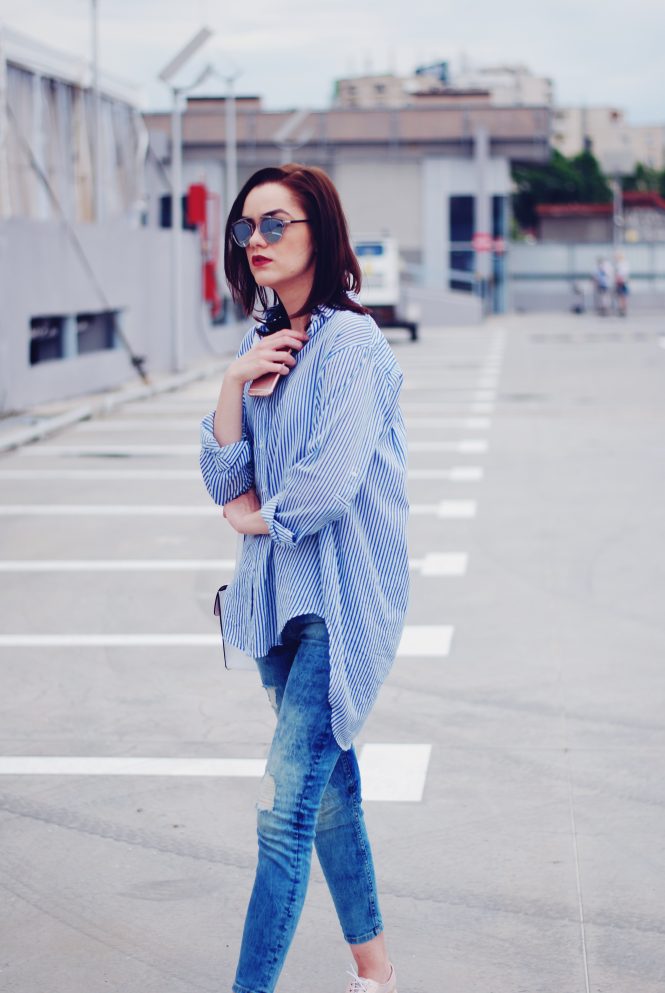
[353,237,418,341]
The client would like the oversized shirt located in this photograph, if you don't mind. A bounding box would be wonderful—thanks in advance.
[200,305,409,749]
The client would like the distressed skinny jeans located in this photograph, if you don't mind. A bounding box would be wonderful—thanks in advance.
[232,614,384,993]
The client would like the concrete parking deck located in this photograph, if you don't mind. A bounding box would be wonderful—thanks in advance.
[0,311,663,992]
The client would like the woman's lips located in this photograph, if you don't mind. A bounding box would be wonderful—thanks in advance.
[251,255,272,267]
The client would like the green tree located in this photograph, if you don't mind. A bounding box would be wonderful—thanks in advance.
[623,162,665,195]
[512,149,612,231]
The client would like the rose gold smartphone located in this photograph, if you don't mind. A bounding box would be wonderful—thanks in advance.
[248,354,292,397]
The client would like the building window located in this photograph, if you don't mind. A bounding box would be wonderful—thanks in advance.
[449,195,475,292]
[29,316,65,365]
[28,310,119,365]
[76,311,118,354]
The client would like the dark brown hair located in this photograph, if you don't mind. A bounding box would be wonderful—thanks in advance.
[223,163,368,319]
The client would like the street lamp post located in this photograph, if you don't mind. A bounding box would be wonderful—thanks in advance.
[158,27,213,373]
[91,0,102,222]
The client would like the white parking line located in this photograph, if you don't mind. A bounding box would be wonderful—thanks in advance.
[0,505,222,515]
[405,417,491,430]
[410,440,488,453]
[74,415,493,431]
[408,467,483,481]
[0,559,236,572]
[359,744,432,802]
[0,744,433,802]
[0,500,476,518]
[410,501,477,519]
[0,756,266,777]
[18,444,201,457]
[0,469,203,480]
[0,466,485,482]
[0,554,466,576]
[410,553,468,576]
[0,625,454,655]
[17,439,489,457]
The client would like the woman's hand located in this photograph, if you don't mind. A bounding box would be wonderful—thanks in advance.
[226,329,309,386]
[223,487,269,535]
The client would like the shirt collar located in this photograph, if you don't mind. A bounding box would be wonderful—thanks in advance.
[253,304,334,339]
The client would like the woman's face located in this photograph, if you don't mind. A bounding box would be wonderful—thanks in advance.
[240,182,315,305]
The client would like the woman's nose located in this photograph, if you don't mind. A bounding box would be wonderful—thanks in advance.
[248,225,267,248]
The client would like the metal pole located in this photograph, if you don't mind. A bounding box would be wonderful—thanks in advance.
[225,75,237,216]
[91,0,102,222]
[171,88,184,372]
[0,31,11,218]
[612,175,623,250]
[474,127,491,315]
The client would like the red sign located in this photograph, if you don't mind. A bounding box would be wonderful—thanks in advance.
[472,231,492,252]
[493,237,506,254]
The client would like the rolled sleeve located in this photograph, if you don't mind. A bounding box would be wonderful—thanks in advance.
[199,410,254,505]
[259,494,296,544]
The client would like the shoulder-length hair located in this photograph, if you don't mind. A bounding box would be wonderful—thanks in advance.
[224,163,368,319]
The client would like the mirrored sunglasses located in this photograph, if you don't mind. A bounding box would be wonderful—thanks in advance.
[231,215,309,248]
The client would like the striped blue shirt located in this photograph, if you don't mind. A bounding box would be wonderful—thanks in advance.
[200,305,409,749]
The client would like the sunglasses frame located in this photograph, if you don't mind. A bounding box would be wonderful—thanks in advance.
[231,215,310,248]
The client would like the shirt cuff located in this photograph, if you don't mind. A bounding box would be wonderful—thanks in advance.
[260,494,296,544]
[200,411,252,469]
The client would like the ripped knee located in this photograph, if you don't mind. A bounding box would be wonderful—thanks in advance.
[257,771,276,812]
[264,685,278,716]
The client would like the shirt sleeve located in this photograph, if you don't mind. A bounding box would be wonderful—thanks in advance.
[260,344,398,544]
[199,406,255,506]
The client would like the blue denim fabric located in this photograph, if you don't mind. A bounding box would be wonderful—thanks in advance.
[233,614,384,993]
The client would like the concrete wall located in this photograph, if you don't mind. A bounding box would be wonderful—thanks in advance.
[0,219,235,411]
[333,158,423,255]
[422,155,511,287]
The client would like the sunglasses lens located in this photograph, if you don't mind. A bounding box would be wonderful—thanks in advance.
[260,217,286,244]
[231,220,253,247]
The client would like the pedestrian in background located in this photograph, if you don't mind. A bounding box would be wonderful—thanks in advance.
[200,164,409,993]
[593,256,613,316]
[613,252,630,317]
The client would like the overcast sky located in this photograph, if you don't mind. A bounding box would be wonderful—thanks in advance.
[2,0,663,124]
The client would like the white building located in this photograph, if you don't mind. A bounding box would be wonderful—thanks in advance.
[333,60,554,110]
[0,26,214,412]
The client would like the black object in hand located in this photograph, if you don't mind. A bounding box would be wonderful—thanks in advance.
[256,300,291,337]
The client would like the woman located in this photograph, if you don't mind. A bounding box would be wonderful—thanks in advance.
[200,164,409,993]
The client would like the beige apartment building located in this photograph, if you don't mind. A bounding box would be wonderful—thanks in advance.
[333,61,554,111]
[552,106,665,173]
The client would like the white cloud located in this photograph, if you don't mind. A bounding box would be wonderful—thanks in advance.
[1,0,663,122]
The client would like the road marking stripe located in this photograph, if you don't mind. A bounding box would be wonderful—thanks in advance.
[0,744,432,801]
[18,444,203,457]
[0,559,237,572]
[359,744,432,802]
[19,439,489,457]
[409,467,483,480]
[405,417,491,429]
[410,500,477,519]
[0,499,475,517]
[0,554,466,576]
[410,440,488,453]
[0,466,485,481]
[0,756,266,777]
[70,416,492,432]
[412,553,468,576]
[0,625,454,655]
